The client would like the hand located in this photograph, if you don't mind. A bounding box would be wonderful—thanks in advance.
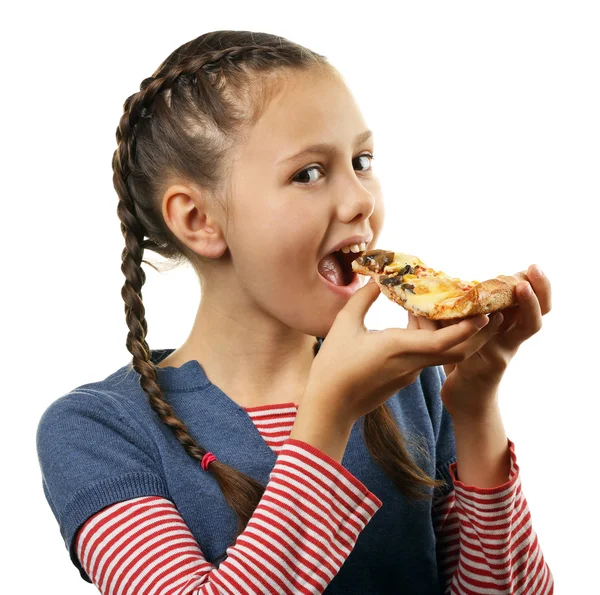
[303,279,497,427]
[406,264,552,418]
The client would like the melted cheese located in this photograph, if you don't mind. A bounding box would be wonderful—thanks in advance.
[403,291,462,314]
[385,253,478,283]
[382,253,472,315]
[401,278,464,314]
[383,253,425,272]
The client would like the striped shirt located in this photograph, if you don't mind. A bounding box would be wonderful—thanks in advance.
[74,402,553,594]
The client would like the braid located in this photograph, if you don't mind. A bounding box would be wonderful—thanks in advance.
[119,44,279,142]
[112,40,294,564]
[112,30,444,566]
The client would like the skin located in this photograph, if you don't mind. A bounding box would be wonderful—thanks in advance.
[407,264,552,486]
[156,68,384,408]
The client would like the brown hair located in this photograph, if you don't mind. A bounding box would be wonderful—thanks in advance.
[113,30,445,565]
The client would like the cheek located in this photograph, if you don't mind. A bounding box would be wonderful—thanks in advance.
[370,196,385,242]
[247,263,341,338]
[235,224,319,290]
[243,255,322,327]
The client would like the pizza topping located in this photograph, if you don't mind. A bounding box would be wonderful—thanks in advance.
[383,253,425,273]
[376,258,474,314]
[355,250,396,272]
[405,291,463,314]
[352,247,511,319]
[380,274,400,286]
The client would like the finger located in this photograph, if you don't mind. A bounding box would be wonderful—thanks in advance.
[415,315,439,331]
[443,363,456,378]
[500,280,543,348]
[496,306,520,334]
[437,311,505,362]
[343,277,380,327]
[526,264,552,315]
[406,312,419,330]
[438,318,463,329]
[384,313,490,358]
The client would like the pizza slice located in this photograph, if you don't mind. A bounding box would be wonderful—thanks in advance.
[351,249,528,320]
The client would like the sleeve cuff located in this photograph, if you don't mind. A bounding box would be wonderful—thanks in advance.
[60,472,172,583]
[282,438,383,511]
[448,438,520,496]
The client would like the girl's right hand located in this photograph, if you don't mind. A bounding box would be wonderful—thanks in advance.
[302,278,501,426]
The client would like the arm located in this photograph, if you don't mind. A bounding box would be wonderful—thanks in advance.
[451,397,511,488]
[433,400,554,594]
[75,439,382,595]
[38,391,380,593]
[420,366,554,594]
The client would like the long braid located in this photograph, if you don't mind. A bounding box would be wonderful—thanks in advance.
[113,44,284,564]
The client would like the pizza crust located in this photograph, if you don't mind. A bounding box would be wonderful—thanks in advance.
[425,273,528,319]
[352,251,528,320]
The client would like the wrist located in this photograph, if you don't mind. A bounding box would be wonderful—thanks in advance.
[449,401,500,427]
[290,400,353,463]
[444,384,501,422]
[451,403,511,488]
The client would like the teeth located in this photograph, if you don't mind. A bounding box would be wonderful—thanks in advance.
[341,242,368,254]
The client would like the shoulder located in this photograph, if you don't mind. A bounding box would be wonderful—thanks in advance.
[36,386,173,584]
[37,385,129,437]
[37,358,160,443]
[35,374,165,491]
[37,388,117,438]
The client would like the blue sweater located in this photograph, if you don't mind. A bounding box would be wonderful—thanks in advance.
[36,338,457,594]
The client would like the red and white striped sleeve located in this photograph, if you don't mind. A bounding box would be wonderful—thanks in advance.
[432,439,554,594]
[74,429,382,594]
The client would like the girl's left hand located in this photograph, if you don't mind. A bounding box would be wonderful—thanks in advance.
[407,264,552,418]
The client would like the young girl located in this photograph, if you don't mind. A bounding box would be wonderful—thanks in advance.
[36,30,554,594]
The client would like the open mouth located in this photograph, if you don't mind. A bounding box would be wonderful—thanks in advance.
[317,249,360,286]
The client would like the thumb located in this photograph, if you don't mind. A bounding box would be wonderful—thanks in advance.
[343,277,380,324]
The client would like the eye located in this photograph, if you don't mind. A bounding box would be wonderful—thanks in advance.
[292,152,375,186]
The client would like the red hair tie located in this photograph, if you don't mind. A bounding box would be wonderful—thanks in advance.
[201,452,217,471]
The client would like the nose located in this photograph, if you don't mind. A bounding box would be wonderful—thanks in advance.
[335,176,376,224]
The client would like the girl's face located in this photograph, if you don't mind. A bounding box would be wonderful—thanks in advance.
[220,68,385,338]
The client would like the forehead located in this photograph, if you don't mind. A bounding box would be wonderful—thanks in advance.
[239,69,368,162]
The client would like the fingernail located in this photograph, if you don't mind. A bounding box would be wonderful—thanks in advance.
[521,282,533,297]
[475,315,489,328]
[533,265,544,278]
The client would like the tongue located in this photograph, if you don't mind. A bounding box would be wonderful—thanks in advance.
[318,253,346,286]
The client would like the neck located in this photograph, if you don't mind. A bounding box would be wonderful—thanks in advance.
[158,294,319,409]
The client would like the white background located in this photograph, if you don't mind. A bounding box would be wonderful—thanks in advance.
[3,1,598,592]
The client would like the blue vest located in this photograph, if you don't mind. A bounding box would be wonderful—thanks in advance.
[36,338,457,594]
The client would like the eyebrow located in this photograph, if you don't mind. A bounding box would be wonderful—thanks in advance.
[277,130,374,165]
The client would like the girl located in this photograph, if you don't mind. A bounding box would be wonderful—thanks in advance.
[36,31,554,594]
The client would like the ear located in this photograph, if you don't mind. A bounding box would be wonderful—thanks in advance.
[161,183,228,259]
